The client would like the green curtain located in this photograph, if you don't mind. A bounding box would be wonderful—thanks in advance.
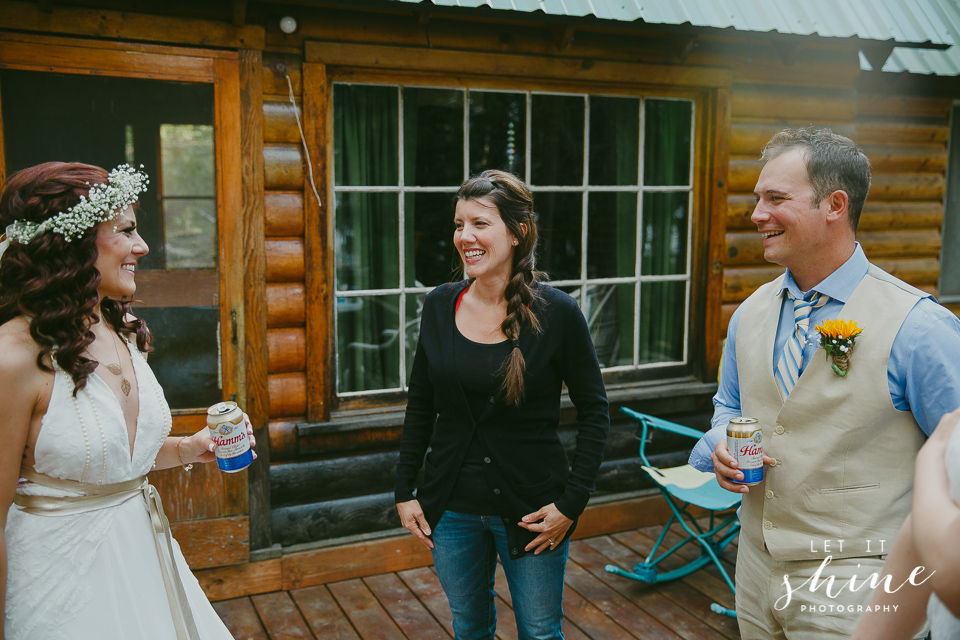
[639,99,692,363]
[334,84,401,392]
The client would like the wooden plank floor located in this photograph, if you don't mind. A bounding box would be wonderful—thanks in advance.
[214,522,742,640]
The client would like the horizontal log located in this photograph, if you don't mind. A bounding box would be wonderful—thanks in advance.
[171,516,249,570]
[269,419,300,461]
[861,144,947,174]
[723,258,939,302]
[727,155,762,194]
[732,84,857,123]
[269,372,307,418]
[265,192,304,237]
[262,53,301,97]
[266,282,305,327]
[273,492,399,547]
[263,99,301,144]
[271,451,399,508]
[857,93,951,120]
[869,173,945,202]
[730,122,856,156]
[727,197,943,232]
[856,201,943,231]
[853,120,949,146]
[725,229,942,267]
[264,144,303,191]
[265,239,305,282]
[872,258,940,286]
[196,558,283,602]
[730,121,950,156]
[268,327,306,373]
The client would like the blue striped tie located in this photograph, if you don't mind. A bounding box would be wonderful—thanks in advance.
[775,291,828,400]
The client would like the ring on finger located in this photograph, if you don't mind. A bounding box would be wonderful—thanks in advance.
[548,538,555,545]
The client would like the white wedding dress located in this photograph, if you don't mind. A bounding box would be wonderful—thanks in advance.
[4,342,233,640]
[927,424,960,638]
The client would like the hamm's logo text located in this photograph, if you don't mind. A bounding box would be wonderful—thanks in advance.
[738,443,763,457]
[213,432,246,446]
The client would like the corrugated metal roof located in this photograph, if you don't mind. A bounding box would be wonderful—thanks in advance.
[878,0,960,75]
[389,0,954,45]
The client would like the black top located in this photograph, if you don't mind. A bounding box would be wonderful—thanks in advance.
[446,326,509,515]
[395,280,610,559]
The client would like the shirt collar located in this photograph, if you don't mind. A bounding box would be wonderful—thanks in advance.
[776,243,868,303]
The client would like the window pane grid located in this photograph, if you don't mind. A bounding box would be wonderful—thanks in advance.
[334,83,695,395]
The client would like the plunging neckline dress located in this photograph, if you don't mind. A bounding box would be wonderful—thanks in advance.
[4,341,233,640]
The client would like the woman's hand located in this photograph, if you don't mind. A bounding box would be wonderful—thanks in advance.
[519,503,573,554]
[397,500,434,550]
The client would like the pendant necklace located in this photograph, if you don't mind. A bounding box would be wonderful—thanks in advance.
[105,333,132,396]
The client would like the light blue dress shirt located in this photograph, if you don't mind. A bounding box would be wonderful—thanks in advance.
[689,244,960,472]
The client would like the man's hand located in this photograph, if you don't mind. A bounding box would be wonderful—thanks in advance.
[712,439,772,493]
[397,499,434,550]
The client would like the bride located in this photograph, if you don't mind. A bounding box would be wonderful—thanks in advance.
[0,162,253,639]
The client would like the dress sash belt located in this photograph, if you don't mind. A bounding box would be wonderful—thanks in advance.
[15,466,201,640]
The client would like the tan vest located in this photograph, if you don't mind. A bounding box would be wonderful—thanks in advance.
[736,265,926,562]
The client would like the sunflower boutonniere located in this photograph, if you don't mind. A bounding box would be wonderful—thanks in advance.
[815,319,864,378]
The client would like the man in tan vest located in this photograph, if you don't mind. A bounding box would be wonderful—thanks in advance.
[689,127,960,639]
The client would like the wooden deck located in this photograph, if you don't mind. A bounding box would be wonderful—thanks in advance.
[213,522,741,640]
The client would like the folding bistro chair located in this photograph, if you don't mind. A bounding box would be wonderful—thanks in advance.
[605,407,740,617]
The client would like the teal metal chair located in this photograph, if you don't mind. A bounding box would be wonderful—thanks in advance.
[606,407,740,617]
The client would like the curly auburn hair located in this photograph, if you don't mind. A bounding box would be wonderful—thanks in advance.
[0,161,152,395]
[456,169,544,407]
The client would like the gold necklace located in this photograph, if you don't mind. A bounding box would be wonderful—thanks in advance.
[104,332,132,396]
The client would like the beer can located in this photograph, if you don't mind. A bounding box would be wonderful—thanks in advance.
[207,401,253,473]
[726,417,763,486]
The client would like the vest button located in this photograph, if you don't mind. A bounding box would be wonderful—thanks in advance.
[769,458,778,467]
[775,425,785,435]
[763,520,773,530]
[765,490,775,499]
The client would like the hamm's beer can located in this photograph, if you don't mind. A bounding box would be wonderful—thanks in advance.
[207,401,253,473]
[727,417,763,486]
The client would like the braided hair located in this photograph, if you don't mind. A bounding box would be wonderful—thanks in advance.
[456,170,544,406]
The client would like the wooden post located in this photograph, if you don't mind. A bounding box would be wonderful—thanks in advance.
[239,48,271,552]
[704,86,731,379]
[302,62,331,422]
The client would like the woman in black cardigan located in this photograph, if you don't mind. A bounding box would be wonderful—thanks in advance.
[395,170,610,640]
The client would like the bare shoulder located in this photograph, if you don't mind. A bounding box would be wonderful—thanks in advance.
[0,317,43,374]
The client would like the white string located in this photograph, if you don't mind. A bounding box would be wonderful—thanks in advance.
[286,74,322,209]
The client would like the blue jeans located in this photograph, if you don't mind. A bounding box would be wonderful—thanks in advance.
[430,511,568,640]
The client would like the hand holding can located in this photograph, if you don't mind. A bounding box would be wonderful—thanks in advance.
[726,417,764,486]
[207,401,255,473]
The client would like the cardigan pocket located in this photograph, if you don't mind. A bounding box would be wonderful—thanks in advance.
[514,475,555,496]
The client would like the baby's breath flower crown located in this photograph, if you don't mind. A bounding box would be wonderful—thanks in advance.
[4,164,149,244]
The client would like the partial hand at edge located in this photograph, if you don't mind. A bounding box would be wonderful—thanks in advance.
[397,499,434,550]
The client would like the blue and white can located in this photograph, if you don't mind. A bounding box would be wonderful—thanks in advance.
[207,401,253,473]
[727,417,764,486]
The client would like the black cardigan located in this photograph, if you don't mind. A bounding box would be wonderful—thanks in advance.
[394,280,610,559]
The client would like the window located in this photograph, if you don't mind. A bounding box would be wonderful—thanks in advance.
[1,70,222,409]
[333,83,694,396]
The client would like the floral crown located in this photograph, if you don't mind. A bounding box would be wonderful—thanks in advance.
[4,164,149,244]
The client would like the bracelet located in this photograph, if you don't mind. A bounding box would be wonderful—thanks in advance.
[175,437,194,472]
